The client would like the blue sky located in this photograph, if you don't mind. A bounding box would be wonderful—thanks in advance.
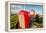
[10,4,43,15]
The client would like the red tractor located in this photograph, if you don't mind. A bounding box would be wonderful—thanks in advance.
[16,10,35,29]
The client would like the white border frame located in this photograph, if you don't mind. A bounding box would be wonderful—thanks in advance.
[8,1,45,32]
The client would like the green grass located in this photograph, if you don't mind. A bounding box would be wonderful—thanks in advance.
[10,14,43,29]
[32,22,43,28]
[10,15,18,29]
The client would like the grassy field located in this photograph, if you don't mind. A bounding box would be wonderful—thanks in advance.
[10,15,19,29]
[10,14,43,29]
